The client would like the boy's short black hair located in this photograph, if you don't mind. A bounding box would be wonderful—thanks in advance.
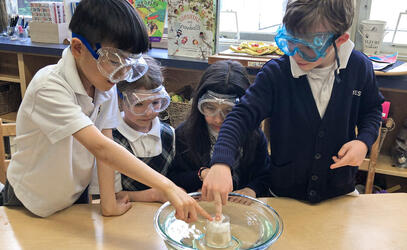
[117,55,163,93]
[284,0,354,36]
[69,0,149,54]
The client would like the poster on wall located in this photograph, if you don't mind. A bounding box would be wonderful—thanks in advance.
[167,0,217,59]
[134,0,167,42]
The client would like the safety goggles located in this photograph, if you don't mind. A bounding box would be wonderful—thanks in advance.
[72,33,148,83]
[121,85,170,116]
[274,26,336,62]
[197,90,239,119]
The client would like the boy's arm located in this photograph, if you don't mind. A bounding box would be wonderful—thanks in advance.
[121,188,168,203]
[355,66,384,151]
[210,68,275,169]
[73,125,212,222]
[331,59,384,169]
[245,130,271,197]
[97,129,131,216]
[203,65,276,217]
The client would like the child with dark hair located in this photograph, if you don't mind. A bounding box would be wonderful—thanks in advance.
[168,60,271,199]
[1,0,210,222]
[89,56,175,203]
[203,0,384,219]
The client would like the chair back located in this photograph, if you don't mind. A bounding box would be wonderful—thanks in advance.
[0,118,16,184]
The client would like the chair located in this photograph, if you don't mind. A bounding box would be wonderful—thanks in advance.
[0,118,16,185]
[364,127,381,194]
[363,118,394,194]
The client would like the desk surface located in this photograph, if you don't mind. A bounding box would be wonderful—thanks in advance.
[1,193,406,250]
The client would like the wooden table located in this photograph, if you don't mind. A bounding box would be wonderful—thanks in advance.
[1,193,406,250]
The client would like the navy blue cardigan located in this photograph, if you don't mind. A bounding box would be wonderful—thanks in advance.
[168,123,271,196]
[211,51,384,203]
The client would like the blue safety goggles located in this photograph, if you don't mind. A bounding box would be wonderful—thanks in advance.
[275,26,336,62]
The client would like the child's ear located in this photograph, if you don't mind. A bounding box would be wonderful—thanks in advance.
[70,38,84,58]
[335,33,350,47]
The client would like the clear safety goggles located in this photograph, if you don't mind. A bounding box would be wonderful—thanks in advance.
[197,90,239,119]
[72,33,148,83]
[121,85,170,116]
[274,26,336,62]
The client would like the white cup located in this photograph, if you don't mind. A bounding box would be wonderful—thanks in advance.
[358,20,387,55]
[205,215,232,248]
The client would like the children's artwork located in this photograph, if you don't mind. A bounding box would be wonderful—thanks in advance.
[135,0,167,42]
[368,52,398,64]
[167,0,217,59]
[369,52,398,71]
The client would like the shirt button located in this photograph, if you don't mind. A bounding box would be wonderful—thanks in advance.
[311,175,319,181]
[318,130,325,138]
[309,190,317,196]
[314,153,322,160]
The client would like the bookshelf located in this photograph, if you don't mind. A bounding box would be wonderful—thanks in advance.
[360,154,407,178]
[0,48,60,122]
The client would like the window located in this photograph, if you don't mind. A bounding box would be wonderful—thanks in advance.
[356,0,407,56]
[217,0,286,52]
[370,0,407,44]
[17,0,32,16]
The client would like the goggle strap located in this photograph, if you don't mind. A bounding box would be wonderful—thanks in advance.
[71,32,100,59]
[332,36,341,84]
[118,90,124,100]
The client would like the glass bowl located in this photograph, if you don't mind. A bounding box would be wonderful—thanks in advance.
[154,192,283,250]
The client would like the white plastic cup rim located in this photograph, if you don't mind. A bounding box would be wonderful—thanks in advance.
[361,20,386,25]
[360,19,386,33]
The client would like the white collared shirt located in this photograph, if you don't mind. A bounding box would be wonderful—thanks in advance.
[88,115,163,195]
[7,47,119,217]
[117,115,162,157]
[290,39,354,118]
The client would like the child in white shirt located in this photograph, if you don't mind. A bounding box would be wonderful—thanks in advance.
[1,0,210,223]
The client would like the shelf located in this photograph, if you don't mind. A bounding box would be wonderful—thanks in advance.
[0,74,20,83]
[208,54,272,68]
[359,154,407,178]
[0,112,17,122]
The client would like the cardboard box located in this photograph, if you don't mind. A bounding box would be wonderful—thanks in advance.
[29,22,69,44]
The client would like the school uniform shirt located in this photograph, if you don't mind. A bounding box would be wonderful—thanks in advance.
[88,116,167,194]
[114,117,175,191]
[291,40,354,118]
[119,116,163,157]
[7,47,119,217]
[211,44,384,203]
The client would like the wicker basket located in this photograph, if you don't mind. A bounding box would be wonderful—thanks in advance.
[162,102,191,128]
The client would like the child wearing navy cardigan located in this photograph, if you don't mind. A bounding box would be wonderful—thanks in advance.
[203,0,384,219]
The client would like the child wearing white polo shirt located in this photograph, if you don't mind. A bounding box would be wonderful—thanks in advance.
[0,0,210,223]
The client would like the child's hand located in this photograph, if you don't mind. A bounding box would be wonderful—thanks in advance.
[101,192,132,217]
[201,164,233,221]
[229,187,256,205]
[330,140,368,169]
[163,184,212,223]
[149,188,168,203]
[233,187,256,198]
